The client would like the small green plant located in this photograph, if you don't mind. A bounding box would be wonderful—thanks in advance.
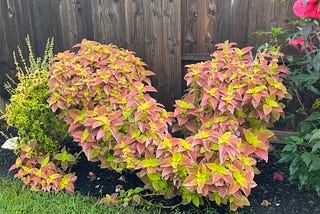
[100,187,145,207]
[53,147,77,172]
[280,111,320,194]
[1,36,69,154]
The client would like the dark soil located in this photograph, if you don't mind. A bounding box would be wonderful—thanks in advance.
[1,134,320,214]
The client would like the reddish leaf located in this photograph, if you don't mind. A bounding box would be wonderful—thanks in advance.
[96,128,106,141]
[272,171,284,181]
[255,149,268,162]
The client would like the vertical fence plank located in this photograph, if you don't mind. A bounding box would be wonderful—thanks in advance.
[246,0,296,48]
[0,0,10,101]
[59,0,79,48]
[0,0,20,101]
[162,0,182,109]
[215,0,250,46]
[91,0,126,47]
[76,0,94,41]
[142,0,163,102]
[181,0,217,54]
[123,0,146,60]
[28,0,59,54]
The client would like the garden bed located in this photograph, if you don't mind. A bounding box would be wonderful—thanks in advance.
[1,135,319,214]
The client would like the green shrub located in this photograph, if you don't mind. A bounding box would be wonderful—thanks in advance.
[48,39,290,211]
[2,36,75,193]
[3,36,69,153]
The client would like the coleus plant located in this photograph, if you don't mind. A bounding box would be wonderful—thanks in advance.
[9,140,77,193]
[47,39,173,171]
[47,40,290,210]
[168,41,291,210]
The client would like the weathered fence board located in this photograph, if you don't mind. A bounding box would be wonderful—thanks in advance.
[181,0,296,55]
[0,0,297,111]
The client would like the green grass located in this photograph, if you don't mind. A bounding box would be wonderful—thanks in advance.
[0,178,166,214]
[0,178,244,214]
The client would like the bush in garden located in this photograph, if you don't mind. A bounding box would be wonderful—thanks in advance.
[48,39,290,210]
[2,36,69,153]
[2,36,76,192]
[261,0,320,194]
[47,39,174,171]
[168,41,290,210]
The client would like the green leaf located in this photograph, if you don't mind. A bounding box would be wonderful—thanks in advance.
[171,151,183,166]
[311,142,320,153]
[289,136,304,144]
[134,187,144,193]
[246,85,267,94]
[214,192,221,205]
[310,129,320,142]
[309,156,320,171]
[140,158,160,168]
[82,128,90,141]
[243,129,260,147]
[175,100,195,109]
[132,195,141,204]
[131,128,141,139]
[301,152,312,167]
[282,143,297,152]
[233,170,248,188]
[146,172,161,181]
[185,192,192,203]
[192,195,200,207]
[41,156,50,167]
[196,130,210,139]
[207,163,228,175]
[218,131,231,144]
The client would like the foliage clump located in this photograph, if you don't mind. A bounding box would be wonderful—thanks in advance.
[2,36,68,153]
[167,41,290,210]
[47,39,290,210]
[47,39,173,173]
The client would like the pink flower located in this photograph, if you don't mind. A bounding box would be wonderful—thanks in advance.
[272,171,284,181]
[288,37,313,53]
[293,0,320,19]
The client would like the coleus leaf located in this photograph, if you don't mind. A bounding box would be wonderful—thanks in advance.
[139,158,161,168]
[40,156,50,167]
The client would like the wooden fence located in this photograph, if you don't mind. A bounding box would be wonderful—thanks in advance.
[0,0,296,110]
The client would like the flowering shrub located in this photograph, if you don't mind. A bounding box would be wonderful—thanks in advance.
[2,37,76,193]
